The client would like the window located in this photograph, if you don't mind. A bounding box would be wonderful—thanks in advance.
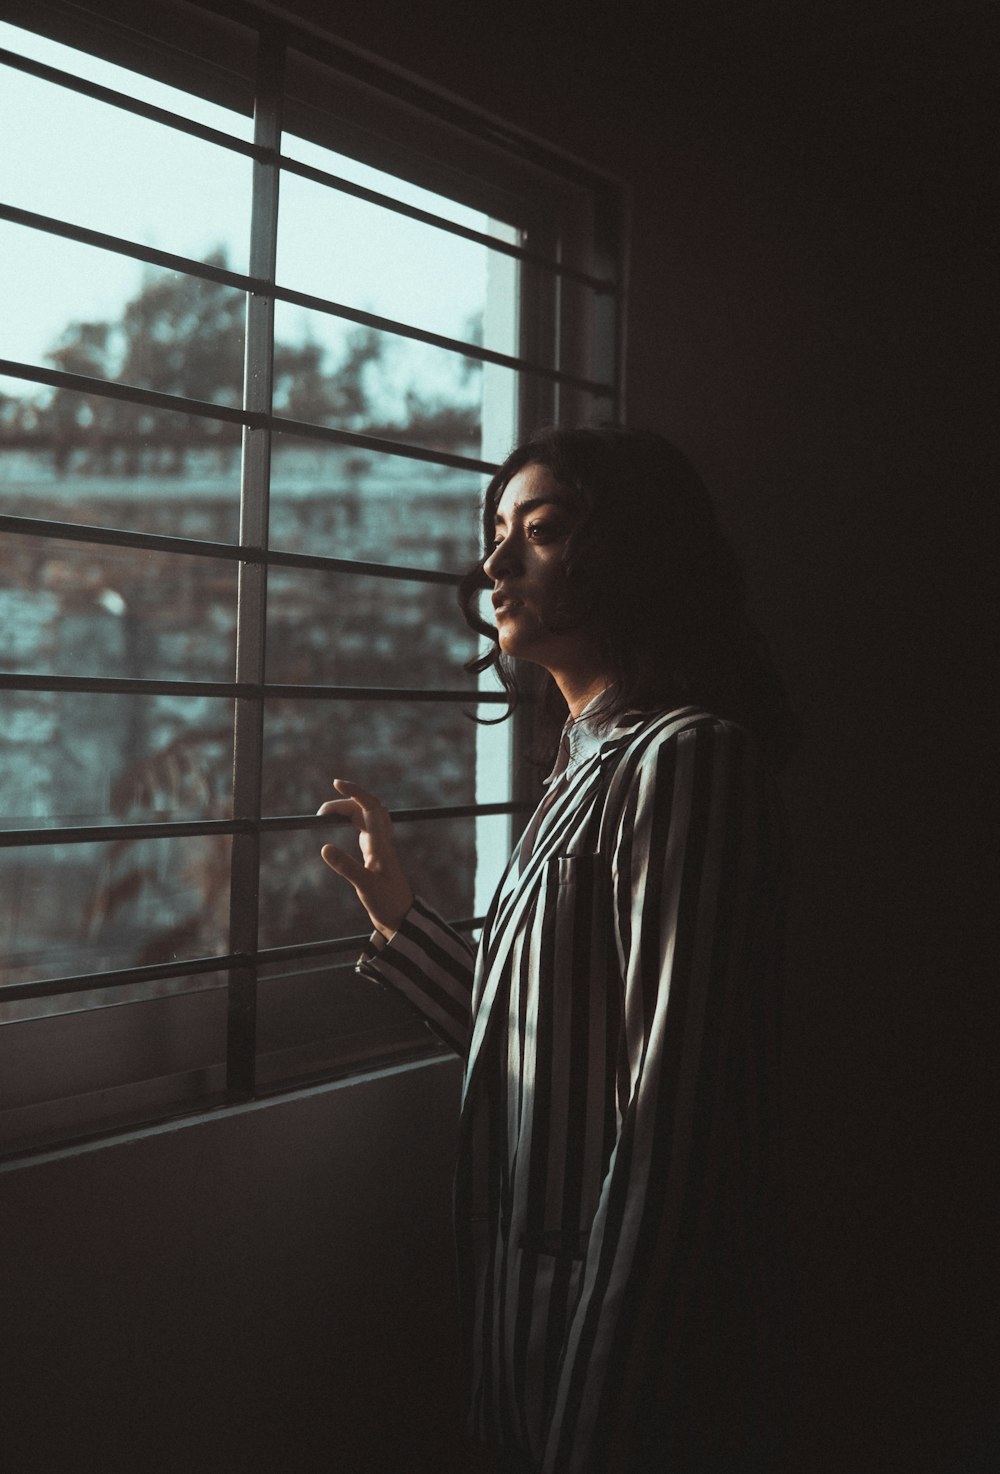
[0,0,623,1155]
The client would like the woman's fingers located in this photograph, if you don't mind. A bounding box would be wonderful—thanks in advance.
[319,778,414,938]
[332,777,381,809]
[316,797,365,826]
[320,843,366,886]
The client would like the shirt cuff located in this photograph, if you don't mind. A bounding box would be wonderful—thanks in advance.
[356,904,413,965]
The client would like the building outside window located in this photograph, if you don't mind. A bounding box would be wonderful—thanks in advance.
[0,0,623,1155]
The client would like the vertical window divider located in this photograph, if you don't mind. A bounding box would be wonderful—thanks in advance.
[226,23,284,1097]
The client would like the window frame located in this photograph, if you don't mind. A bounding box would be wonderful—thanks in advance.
[0,0,626,1156]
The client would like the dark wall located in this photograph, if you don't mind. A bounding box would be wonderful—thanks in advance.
[2,4,994,1471]
[0,1059,472,1474]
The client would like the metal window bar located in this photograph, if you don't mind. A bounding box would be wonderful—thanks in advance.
[0,44,618,295]
[221,24,281,1096]
[0,910,491,1007]
[0,802,532,850]
[0,673,508,702]
[0,208,615,397]
[0,356,498,474]
[0,514,471,583]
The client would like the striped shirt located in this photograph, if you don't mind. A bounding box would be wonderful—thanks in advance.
[358,706,788,1473]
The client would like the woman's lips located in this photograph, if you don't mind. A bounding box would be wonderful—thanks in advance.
[492,595,523,619]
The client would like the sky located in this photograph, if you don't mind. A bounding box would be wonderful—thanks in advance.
[0,20,504,406]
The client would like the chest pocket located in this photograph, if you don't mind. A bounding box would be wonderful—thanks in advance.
[520,850,621,1246]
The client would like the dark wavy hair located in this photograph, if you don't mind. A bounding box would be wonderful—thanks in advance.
[457,424,799,771]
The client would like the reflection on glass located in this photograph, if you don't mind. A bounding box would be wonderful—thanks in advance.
[0,835,232,988]
[269,434,483,570]
[0,535,238,682]
[0,62,251,269]
[258,817,478,951]
[255,956,437,1088]
[263,698,478,817]
[0,691,234,829]
[265,565,478,688]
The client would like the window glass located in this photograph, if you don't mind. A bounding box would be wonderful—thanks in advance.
[262,698,479,817]
[1,691,234,830]
[1,835,232,988]
[0,221,245,399]
[0,535,238,682]
[269,437,484,570]
[0,379,243,544]
[277,144,491,342]
[271,301,511,462]
[265,566,476,689]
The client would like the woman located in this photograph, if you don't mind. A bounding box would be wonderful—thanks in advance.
[319,426,796,1474]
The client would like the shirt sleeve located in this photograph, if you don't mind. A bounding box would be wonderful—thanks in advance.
[540,719,780,1473]
[356,894,477,1058]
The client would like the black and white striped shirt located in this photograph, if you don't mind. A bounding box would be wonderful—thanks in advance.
[359,705,788,1473]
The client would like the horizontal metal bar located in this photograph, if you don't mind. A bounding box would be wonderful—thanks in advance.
[0,818,246,848]
[268,546,466,580]
[273,281,613,397]
[0,357,252,425]
[0,44,262,160]
[0,205,615,392]
[267,412,496,472]
[0,514,466,585]
[275,149,617,296]
[0,803,527,848]
[262,801,529,832]
[0,952,238,1004]
[0,673,507,703]
[0,917,485,1003]
[255,916,483,967]
[0,201,257,291]
[0,358,495,474]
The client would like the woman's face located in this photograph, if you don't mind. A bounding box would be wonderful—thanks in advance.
[483,463,601,678]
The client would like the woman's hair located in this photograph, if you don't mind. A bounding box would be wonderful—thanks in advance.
[457,424,799,771]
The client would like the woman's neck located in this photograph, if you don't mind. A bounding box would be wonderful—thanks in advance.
[556,671,614,722]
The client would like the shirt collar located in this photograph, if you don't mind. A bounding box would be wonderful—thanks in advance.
[543,690,614,785]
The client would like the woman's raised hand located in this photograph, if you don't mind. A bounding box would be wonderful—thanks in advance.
[318,779,414,940]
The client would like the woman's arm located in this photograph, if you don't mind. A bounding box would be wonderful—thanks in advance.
[540,720,780,1474]
[356,896,477,1057]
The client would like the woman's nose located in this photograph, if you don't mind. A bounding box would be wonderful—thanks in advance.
[483,535,518,581]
